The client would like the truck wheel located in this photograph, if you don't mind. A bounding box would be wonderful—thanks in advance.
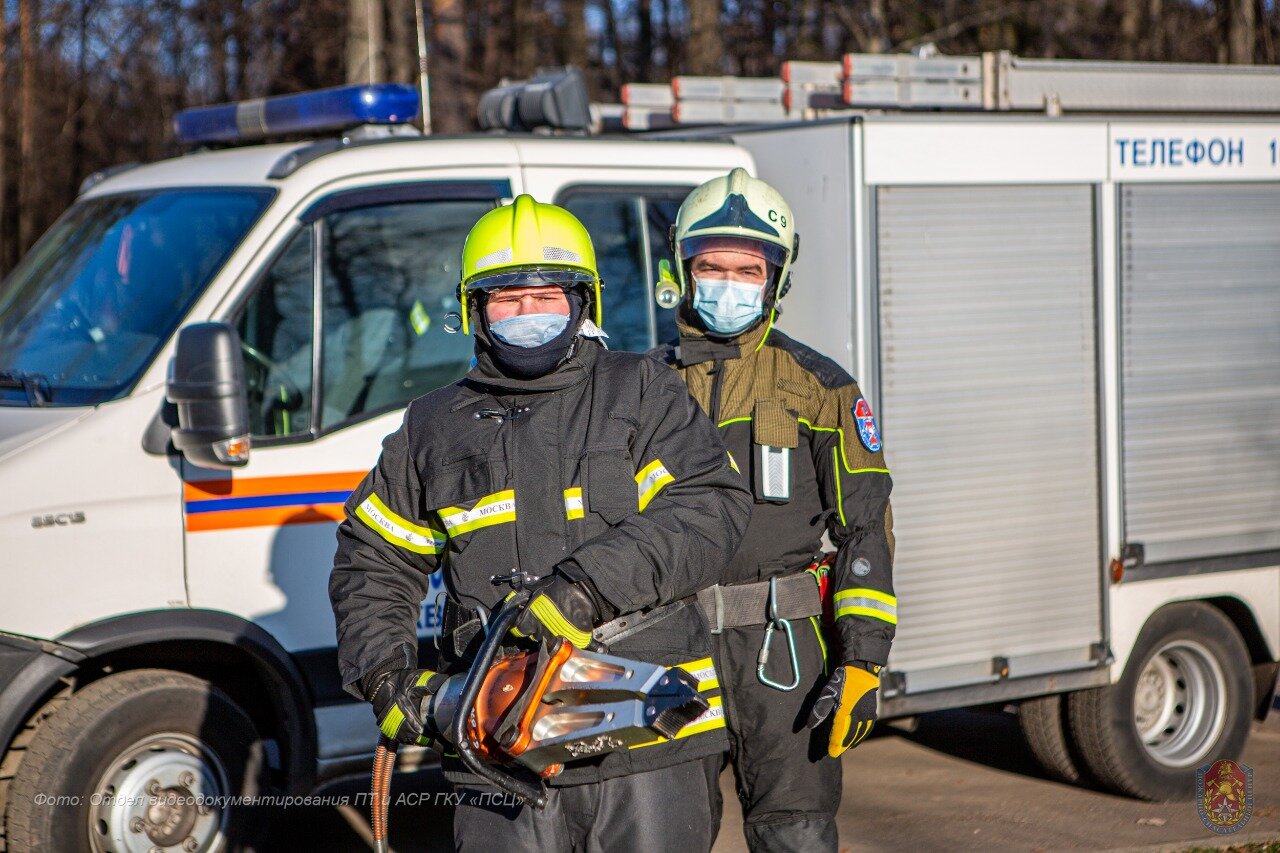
[1068,602,1253,801]
[5,669,266,852]
[1018,693,1086,784]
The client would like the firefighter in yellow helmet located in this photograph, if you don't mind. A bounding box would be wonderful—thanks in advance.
[652,169,897,852]
[330,195,751,850]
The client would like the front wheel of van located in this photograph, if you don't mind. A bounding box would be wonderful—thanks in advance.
[5,669,266,852]
[1068,602,1253,801]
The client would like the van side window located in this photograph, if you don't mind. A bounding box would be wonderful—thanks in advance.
[319,199,489,429]
[235,229,314,438]
[558,187,689,351]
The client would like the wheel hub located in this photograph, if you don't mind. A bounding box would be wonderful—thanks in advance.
[142,785,198,845]
[91,733,228,853]
[1131,639,1227,768]
[1134,655,1175,737]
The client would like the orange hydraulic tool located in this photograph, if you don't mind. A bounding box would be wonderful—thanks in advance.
[371,593,709,850]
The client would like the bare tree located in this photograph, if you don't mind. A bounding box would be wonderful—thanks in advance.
[431,0,468,131]
[482,0,508,86]
[0,0,1276,276]
[686,0,721,74]
[513,0,539,77]
[596,0,624,87]
[563,0,589,68]
[0,3,8,271]
[18,0,38,252]
[1117,0,1144,59]
[348,0,386,83]
[386,0,417,83]
[1228,0,1256,63]
[868,0,890,53]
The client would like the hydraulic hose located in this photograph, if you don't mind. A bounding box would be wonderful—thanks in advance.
[371,734,397,853]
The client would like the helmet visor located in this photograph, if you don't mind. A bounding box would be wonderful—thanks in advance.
[466,268,596,292]
[677,235,788,267]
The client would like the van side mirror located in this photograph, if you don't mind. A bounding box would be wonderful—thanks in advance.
[168,322,251,468]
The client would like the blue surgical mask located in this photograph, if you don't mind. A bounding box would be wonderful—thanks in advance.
[488,312,571,348]
[692,277,765,335]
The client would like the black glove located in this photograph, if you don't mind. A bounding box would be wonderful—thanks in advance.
[806,660,881,757]
[362,667,448,746]
[511,573,601,649]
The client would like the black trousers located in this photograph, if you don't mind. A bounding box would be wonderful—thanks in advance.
[715,619,842,852]
[453,755,723,852]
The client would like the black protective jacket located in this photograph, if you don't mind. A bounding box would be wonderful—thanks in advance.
[653,319,896,666]
[330,336,752,783]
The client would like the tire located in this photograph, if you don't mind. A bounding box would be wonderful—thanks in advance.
[5,669,267,852]
[1018,693,1087,784]
[1068,602,1253,801]
[0,688,70,853]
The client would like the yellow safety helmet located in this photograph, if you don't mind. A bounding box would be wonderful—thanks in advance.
[458,194,602,335]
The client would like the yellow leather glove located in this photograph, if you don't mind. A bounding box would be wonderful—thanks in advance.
[806,662,881,757]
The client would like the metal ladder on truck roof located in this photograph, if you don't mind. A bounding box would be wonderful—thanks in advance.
[606,47,1280,130]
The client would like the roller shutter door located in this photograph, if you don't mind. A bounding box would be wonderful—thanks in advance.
[1121,183,1280,564]
[877,184,1102,692]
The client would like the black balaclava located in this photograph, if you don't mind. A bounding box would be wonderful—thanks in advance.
[476,289,586,379]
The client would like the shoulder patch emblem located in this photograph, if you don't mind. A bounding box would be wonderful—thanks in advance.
[853,397,882,452]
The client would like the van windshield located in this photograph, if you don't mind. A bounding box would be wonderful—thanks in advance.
[0,187,274,407]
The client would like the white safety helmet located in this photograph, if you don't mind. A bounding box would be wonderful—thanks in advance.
[657,168,800,309]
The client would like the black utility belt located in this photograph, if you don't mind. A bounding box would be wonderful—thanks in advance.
[441,595,696,660]
[696,571,823,633]
[441,572,821,660]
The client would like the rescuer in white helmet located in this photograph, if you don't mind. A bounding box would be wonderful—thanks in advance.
[652,168,897,852]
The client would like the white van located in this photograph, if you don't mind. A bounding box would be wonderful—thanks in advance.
[0,84,750,851]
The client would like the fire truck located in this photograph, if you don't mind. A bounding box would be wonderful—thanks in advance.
[1,53,1278,850]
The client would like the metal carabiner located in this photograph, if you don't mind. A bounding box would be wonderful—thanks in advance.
[756,576,801,692]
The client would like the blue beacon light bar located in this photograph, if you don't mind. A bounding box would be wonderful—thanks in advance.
[173,83,421,146]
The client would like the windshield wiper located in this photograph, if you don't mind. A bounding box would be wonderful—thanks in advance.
[0,370,52,406]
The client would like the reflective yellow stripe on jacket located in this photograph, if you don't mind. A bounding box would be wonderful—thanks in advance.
[356,492,446,555]
[635,459,674,512]
[564,487,584,520]
[439,490,516,535]
[834,588,898,625]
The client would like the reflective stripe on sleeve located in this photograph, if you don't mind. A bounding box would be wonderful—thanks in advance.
[834,587,898,624]
[439,490,516,535]
[564,487,584,520]
[635,459,675,512]
[355,493,446,555]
